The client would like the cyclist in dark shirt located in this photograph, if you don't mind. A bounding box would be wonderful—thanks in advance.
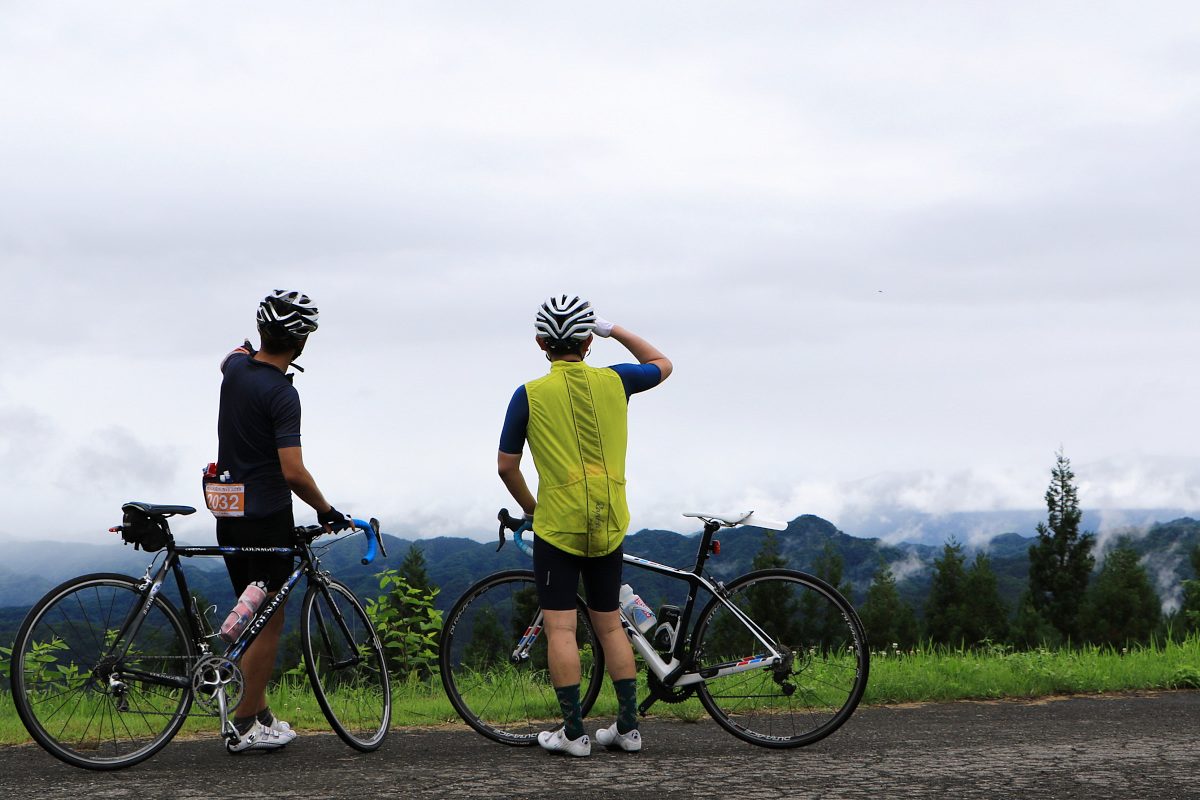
[209,290,350,752]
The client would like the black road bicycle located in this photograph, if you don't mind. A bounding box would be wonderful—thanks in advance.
[439,509,869,749]
[9,501,392,770]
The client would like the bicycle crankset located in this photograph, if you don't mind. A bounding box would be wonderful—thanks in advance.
[191,655,245,715]
[647,671,697,704]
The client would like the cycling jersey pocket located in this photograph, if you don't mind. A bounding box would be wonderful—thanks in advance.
[535,475,629,554]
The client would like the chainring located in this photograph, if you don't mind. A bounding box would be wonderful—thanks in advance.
[647,671,697,704]
[191,655,245,716]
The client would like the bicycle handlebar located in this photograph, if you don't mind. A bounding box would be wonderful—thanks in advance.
[296,517,386,565]
[496,509,534,557]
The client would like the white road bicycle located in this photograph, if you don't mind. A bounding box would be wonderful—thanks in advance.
[439,509,869,749]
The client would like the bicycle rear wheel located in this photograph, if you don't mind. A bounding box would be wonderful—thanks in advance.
[300,578,391,751]
[11,573,195,770]
[693,568,869,748]
[439,569,605,746]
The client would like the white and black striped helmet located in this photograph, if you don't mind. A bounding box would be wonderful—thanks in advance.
[535,295,595,345]
[257,290,319,341]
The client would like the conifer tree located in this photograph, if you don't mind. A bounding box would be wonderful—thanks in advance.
[961,552,1010,645]
[813,540,854,605]
[1178,544,1200,635]
[400,542,438,596]
[808,539,856,648]
[858,556,920,650]
[924,538,968,645]
[1026,449,1096,643]
[1078,541,1161,647]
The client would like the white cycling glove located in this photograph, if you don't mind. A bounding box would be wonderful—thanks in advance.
[592,316,615,338]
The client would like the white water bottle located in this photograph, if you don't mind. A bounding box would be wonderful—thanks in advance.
[619,584,656,635]
[219,581,267,643]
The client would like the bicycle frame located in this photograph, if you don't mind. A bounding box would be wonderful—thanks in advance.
[105,522,379,722]
[506,514,789,697]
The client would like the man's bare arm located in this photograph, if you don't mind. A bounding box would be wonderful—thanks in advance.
[610,326,672,381]
[279,446,332,514]
[498,450,537,516]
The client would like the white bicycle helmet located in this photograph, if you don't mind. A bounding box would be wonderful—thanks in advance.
[257,290,319,341]
[535,295,595,346]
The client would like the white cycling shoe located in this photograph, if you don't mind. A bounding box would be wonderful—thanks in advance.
[226,720,293,752]
[595,723,642,752]
[266,716,297,742]
[537,728,591,757]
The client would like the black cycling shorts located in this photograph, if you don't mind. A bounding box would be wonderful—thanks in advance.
[216,505,297,594]
[533,534,624,612]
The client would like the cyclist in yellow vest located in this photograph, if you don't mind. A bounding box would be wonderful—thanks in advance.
[498,295,672,756]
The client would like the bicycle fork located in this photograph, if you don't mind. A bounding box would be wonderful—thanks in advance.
[510,612,545,664]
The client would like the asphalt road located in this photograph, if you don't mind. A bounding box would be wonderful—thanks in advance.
[2,692,1199,800]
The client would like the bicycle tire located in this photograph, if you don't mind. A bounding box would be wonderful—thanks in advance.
[438,569,605,746]
[692,568,869,748]
[301,578,391,751]
[11,573,196,770]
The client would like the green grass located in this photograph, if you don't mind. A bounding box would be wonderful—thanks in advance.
[860,637,1200,704]
[4,639,1200,746]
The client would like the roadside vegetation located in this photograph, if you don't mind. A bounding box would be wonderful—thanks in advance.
[3,636,1199,745]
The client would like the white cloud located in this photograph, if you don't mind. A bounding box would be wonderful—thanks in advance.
[3,3,1200,546]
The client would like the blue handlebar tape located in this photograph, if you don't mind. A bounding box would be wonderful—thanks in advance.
[352,519,378,565]
[514,521,534,557]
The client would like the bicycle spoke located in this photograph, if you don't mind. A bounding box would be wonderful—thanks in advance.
[12,575,194,769]
[695,570,869,747]
[439,570,603,746]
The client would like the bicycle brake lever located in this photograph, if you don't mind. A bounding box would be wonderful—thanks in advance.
[496,510,509,552]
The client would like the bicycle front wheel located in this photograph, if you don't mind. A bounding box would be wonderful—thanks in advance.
[301,579,391,751]
[439,569,605,746]
[693,569,869,748]
[11,573,196,770]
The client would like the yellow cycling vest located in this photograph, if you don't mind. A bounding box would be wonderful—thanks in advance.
[526,360,630,557]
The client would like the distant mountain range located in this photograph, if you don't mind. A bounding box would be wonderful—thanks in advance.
[4,512,1199,650]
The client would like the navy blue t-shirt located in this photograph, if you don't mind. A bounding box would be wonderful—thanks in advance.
[499,362,661,455]
[217,351,302,519]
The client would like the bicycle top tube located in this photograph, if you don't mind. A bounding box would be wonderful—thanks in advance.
[168,517,384,565]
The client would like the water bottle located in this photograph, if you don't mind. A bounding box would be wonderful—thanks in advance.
[219,581,267,643]
[619,584,656,635]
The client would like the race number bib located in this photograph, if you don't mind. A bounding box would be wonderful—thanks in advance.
[205,483,246,518]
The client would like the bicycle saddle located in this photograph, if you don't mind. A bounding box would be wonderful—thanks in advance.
[682,511,788,530]
[123,501,197,517]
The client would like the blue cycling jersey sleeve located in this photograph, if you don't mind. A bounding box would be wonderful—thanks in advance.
[498,385,529,455]
[609,363,662,397]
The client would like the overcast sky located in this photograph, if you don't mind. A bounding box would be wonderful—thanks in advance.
[3,2,1200,547]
